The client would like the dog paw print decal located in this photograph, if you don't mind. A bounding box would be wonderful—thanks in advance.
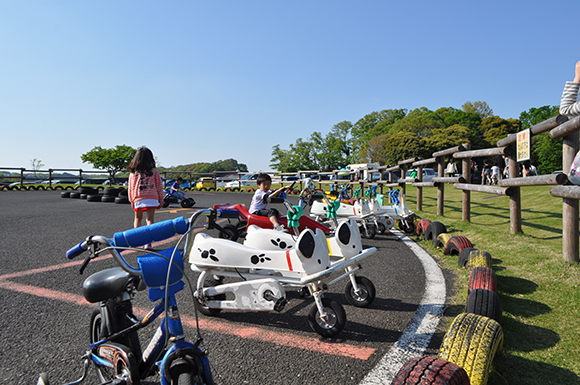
[198,248,219,262]
[250,253,271,265]
[270,238,293,250]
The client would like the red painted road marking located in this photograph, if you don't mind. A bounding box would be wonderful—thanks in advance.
[0,234,376,361]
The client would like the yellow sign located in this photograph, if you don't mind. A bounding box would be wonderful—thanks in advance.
[517,128,530,162]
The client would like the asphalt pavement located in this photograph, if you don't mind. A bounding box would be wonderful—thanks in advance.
[0,190,452,385]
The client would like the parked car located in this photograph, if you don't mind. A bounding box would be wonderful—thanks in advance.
[406,168,436,182]
[224,174,259,189]
[196,177,215,190]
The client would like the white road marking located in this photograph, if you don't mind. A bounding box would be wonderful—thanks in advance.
[359,229,447,384]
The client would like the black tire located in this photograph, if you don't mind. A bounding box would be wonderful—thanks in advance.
[466,288,502,324]
[398,219,416,234]
[90,309,140,384]
[218,224,239,242]
[181,198,194,208]
[163,199,170,208]
[60,191,71,198]
[80,187,98,195]
[424,221,446,242]
[376,222,386,234]
[70,192,81,199]
[80,193,88,199]
[457,247,476,268]
[118,189,128,198]
[103,187,120,197]
[361,224,376,239]
[101,195,116,203]
[344,276,376,307]
[307,298,346,337]
[177,372,194,385]
[195,277,225,316]
[87,194,103,202]
[392,355,470,385]
[115,197,131,204]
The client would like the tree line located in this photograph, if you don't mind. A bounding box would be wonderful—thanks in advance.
[270,102,562,175]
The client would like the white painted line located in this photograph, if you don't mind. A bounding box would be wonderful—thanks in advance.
[359,229,446,384]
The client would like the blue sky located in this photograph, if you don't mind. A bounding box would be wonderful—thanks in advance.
[1,1,579,173]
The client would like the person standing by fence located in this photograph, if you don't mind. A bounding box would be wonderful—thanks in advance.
[560,60,580,117]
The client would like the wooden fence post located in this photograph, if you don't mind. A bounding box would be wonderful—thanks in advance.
[417,165,423,211]
[462,155,471,222]
[562,131,580,263]
[507,146,522,234]
[437,157,445,216]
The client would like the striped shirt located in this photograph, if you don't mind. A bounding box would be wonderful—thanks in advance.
[560,81,580,117]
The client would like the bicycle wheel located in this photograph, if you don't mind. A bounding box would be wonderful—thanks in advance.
[90,309,140,384]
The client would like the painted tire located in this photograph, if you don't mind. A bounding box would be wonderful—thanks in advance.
[392,355,470,385]
[424,221,447,242]
[467,250,492,270]
[458,248,477,268]
[468,267,497,296]
[416,218,432,237]
[438,313,504,385]
[434,233,453,248]
[444,235,474,256]
[466,289,502,324]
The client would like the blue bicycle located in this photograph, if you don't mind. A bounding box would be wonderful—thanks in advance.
[36,210,237,385]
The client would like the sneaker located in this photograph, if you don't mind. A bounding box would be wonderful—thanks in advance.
[273,224,285,231]
[144,243,152,250]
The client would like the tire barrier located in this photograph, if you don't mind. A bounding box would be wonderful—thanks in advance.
[392,355,470,385]
[438,313,503,385]
[466,289,502,324]
[444,236,474,256]
[416,218,432,237]
[60,191,71,198]
[70,192,81,199]
[468,267,497,296]
[434,233,454,248]
[424,221,447,242]
[87,194,103,202]
[115,197,131,204]
[458,249,492,270]
[103,187,120,197]
[101,195,117,203]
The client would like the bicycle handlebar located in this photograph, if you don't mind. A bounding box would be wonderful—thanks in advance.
[66,209,238,275]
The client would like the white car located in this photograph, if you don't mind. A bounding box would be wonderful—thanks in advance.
[406,168,436,182]
[224,173,259,189]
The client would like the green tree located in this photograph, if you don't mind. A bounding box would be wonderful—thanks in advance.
[478,116,522,147]
[81,145,137,181]
[462,101,494,118]
[351,109,407,161]
[383,131,426,165]
[520,106,561,174]
[425,124,474,154]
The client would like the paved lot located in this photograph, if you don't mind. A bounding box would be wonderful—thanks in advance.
[0,190,451,385]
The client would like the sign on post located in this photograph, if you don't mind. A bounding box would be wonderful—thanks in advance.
[517,128,531,162]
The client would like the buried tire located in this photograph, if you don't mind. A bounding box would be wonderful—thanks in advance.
[434,233,453,248]
[392,355,470,385]
[466,289,502,324]
[444,235,473,256]
[468,267,497,296]
[424,221,447,242]
[459,249,492,269]
[308,298,346,338]
[416,218,432,237]
[344,276,376,307]
[438,313,504,385]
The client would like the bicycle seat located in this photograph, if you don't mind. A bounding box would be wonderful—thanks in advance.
[83,268,141,303]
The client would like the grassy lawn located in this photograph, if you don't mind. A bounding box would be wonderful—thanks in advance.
[402,184,580,384]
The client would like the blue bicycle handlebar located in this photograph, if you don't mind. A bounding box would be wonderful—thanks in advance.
[217,209,239,219]
[113,217,188,248]
[66,241,89,260]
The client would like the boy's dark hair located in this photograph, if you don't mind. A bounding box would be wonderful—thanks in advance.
[176,177,183,182]
[256,173,272,185]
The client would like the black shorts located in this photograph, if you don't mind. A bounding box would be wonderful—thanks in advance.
[251,208,280,218]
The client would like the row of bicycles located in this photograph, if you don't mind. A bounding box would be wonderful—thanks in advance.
[38,183,414,385]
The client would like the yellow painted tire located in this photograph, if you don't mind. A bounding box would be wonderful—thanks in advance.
[434,233,453,248]
[438,313,504,385]
[467,250,492,269]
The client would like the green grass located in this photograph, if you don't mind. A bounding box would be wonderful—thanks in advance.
[402,185,580,384]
